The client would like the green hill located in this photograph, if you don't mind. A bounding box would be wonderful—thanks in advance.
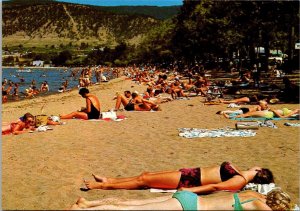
[2,1,164,48]
[96,6,180,20]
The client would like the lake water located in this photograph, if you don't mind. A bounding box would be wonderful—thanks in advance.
[2,67,112,101]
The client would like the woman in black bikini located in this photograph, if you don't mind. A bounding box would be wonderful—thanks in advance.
[60,88,101,120]
[83,162,274,194]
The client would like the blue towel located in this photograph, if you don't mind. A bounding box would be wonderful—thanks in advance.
[232,117,299,121]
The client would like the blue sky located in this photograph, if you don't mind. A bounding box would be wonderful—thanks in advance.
[56,0,183,6]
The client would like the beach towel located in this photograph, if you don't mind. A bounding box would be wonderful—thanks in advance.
[229,113,300,121]
[36,125,54,132]
[257,120,278,128]
[227,103,241,108]
[243,183,276,195]
[232,117,299,121]
[178,128,256,138]
[87,115,127,122]
[284,122,300,127]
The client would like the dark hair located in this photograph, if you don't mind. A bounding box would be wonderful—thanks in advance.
[162,74,168,80]
[79,87,89,95]
[131,93,138,98]
[23,113,34,121]
[252,168,274,184]
[124,91,131,94]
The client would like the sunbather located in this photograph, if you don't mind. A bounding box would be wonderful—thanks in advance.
[269,108,299,118]
[114,91,139,111]
[2,113,35,135]
[222,100,270,118]
[227,101,299,119]
[219,95,259,105]
[131,93,161,111]
[69,188,291,210]
[83,161,273,194]
[60,88,101,120]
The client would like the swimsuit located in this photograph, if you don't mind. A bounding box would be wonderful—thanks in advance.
[177,162,239,189]
[87,99,100,119]
[124,99,135,111]
[282,108,292,116]
[220,161,240,181]
[172,191,198,210]
[239,108,250,114]
[2,122,20,135]
[264,111,274,119]
[177,168,201,188]
[233,193,258,211]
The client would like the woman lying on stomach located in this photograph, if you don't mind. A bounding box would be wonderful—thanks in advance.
[69,188,291,210]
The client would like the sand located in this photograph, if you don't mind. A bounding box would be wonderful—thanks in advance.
[2,77,299,210]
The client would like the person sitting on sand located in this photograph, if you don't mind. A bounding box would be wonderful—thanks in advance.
[83,161,273,194]
[2,90,8,103]
[114,91,136,111]
[60,88,101,120]
[2,113,35,135]
[130,92,161,111]
[169,80,188,99]
[70,188,291,210]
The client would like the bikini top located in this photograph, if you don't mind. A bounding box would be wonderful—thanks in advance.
[220,161,240,182]
[233,193,258,211]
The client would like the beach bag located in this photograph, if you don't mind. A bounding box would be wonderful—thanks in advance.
[235,121,259,130]
[35,115,48,127]
[101,111,117,119]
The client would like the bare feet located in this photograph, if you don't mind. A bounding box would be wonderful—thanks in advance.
[92,174,108,183]
[69,197,89,210]
[84,180,104,189]
[223,113,230,119]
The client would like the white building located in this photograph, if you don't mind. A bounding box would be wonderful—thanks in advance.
[32,60,44,66]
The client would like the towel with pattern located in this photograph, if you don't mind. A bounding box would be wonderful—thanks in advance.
[178,128,256,138]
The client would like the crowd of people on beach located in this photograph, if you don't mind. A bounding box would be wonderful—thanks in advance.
[2,61,299,210]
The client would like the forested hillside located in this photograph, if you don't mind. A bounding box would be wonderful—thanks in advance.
[97,6,180,20]
[2,1,161,47]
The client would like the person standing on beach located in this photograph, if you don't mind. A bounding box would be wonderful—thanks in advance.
[60,88,101,120]
[40,81,49,92]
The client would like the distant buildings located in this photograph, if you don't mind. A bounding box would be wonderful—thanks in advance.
[32,60,44,66]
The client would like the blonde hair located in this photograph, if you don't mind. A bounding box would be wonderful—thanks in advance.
[259,100,267,105]
[266,188,291,210]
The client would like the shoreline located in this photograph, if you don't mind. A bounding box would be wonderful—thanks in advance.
[2,66,69,69]
[2,77,123,105]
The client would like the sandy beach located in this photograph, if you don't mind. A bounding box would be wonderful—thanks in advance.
[2,77,299,210]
